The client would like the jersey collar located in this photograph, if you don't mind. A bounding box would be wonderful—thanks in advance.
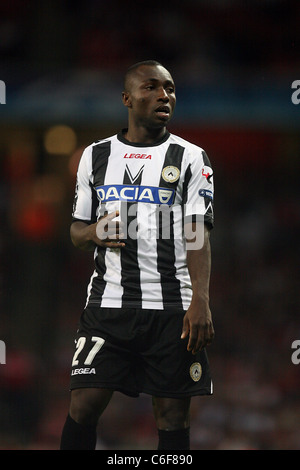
[117,129,170,147]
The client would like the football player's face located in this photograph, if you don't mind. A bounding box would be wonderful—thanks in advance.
[123,65,176,128]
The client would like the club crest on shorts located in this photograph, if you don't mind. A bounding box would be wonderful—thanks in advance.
[161,166,180,183]
[190,362,202,382]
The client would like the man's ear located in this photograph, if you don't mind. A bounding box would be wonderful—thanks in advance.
[122,91,132,108]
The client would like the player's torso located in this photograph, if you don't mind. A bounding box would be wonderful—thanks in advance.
[86,133,193,310]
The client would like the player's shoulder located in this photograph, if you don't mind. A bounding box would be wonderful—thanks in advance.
[77,134,117,173]
[169,132,206,158]
[89,133,117,150]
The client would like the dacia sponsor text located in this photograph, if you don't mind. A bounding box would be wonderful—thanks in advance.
[96,184,175,206]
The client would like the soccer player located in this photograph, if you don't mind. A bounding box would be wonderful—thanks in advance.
[60,60,215,450]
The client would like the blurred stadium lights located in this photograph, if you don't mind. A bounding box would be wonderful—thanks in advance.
[43,125,77,156]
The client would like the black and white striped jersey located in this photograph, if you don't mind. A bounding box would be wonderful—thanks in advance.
[72,129,214,310]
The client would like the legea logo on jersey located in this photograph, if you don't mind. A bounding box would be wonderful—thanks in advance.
[124,153,151,159]
[96,184,175,206]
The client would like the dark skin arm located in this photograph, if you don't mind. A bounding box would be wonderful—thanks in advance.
[181,223,215,354]
[70,211,125,251]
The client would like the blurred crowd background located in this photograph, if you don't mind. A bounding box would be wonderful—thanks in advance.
[0,0,300,450]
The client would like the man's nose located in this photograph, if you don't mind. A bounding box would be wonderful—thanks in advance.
[157,87,169,101]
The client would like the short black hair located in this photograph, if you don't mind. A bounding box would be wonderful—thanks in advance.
[123,60,163,92]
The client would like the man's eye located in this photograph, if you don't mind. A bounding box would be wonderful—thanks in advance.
[167,87,175,93]
[146,85,154,90]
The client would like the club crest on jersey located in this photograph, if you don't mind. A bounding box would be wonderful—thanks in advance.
[162,166,180,183]
[190,362,202,382]
[96,184,175,205]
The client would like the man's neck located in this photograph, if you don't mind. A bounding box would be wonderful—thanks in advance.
[124,126,167,145]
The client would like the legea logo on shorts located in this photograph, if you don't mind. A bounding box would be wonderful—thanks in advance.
[0,80,6,104]
[71,367,96,375]
[96,184,175,206]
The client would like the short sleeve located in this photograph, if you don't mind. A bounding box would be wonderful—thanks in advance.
[183,149,214,230]
[72,146,96,223]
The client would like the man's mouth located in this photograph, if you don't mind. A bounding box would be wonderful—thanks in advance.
[155,105,170,118]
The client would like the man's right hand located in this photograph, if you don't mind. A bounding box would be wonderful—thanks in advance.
[70,211,125,251]
[95,211,125,248]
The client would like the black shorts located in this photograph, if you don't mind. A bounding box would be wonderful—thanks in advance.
[69,306,213,398]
